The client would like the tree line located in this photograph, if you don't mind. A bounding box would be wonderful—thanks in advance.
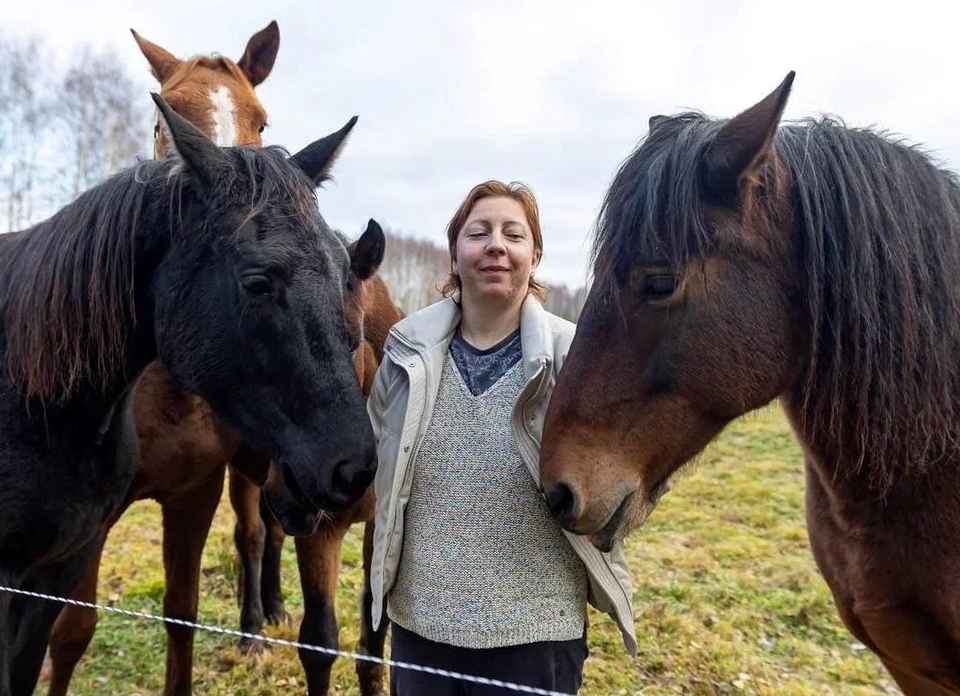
[0,33,587,320]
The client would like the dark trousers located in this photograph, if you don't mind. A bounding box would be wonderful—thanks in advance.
[389,623,588,696]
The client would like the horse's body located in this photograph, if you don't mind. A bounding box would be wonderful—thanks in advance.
[540,73,960,695]
[0,97,375,696]
[48,25,395,696]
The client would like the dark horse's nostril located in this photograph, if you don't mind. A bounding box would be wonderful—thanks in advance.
[281,461,310,508]
[544,482,579,525]
[331,457,374,497]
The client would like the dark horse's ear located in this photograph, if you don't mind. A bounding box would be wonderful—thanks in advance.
[290,116,359,186]
[237,20,280,87]
[151,92,228,191]
[700,71,795,205]
[348,219,386,282]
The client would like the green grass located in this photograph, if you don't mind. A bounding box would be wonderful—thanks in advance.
[41,405,896,695]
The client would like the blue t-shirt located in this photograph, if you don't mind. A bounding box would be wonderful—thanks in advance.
[449,327,522,396]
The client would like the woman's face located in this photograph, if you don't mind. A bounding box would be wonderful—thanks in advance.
[453,196,540,310]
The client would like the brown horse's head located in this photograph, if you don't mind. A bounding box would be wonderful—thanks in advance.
[540,73,806,551]
[345,219,404,395]
[132,21,279,154]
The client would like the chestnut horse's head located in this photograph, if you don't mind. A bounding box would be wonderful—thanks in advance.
[541,73,806,551]
[132,21,279,155]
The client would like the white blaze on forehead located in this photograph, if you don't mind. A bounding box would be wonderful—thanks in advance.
[209,86,238,146]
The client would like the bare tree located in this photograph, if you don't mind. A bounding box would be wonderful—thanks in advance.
[0,33,49,232]
[58,44,148,198]
[0,35,149,232]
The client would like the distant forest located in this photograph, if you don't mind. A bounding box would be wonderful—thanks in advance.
[0,32,587,320]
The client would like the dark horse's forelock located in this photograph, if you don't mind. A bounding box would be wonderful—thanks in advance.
[2,145,320,407]
[592,113,722,299]
[778,119,960,490]
[591,111,960,491]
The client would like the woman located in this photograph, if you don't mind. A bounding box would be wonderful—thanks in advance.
[368,181,636,695]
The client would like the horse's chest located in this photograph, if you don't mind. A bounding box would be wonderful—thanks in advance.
[0,435,139,576]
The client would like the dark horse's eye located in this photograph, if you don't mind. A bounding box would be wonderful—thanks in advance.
[240,274,273,297]
[642,274,679,302]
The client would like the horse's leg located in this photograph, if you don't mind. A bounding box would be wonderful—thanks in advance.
[357,520,388,696]
[229,466,268,653]
[161,467,225,696]
[46,532,107,696]
[10,544,98,696]
[260,512,288,625]
[295,526,345,696]
[0,584,13,696]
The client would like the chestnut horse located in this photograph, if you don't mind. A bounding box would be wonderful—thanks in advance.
[541,72,960,695]
[1,95,374,696]
[48,23,396,696]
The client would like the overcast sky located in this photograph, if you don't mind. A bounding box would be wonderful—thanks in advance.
[2,0,956,288]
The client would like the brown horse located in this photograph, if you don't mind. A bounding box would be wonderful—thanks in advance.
[540,72,960,696]
[48,23,397,696]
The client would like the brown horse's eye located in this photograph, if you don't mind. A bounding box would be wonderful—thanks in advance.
[258,124,266,134]
[642,274,679,302]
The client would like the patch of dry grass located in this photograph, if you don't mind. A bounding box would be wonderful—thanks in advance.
[41,405,896,695]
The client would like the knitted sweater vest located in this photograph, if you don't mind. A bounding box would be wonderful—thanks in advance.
[388,354,588,648]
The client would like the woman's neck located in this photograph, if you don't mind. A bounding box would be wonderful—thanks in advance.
[458,295,524,350]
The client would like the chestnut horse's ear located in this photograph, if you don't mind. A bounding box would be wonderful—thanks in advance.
[290,116,359,186]
[131,29,181,84]
[348,219,386,282]
[700,71,795,204]
[238,20,280,87]
[151,92,227,191]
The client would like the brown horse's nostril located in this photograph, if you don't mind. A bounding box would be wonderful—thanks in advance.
[544,482,580,525]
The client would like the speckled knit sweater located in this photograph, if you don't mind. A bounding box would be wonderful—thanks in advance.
[387,354,588,648]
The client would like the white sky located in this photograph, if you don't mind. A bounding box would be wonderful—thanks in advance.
[2,0,957,287]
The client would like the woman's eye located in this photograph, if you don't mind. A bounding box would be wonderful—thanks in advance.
[240,274,273,297]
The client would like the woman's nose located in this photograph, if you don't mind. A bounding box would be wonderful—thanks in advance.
[486,230,506,252]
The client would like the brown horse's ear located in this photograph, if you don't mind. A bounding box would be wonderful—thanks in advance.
[238,20,280,87]
[131,29,181,84]
[648,114,668,132]
[348,219,386,282]
[152,92,227,191]
[700,71,795,204]
[290,116,359,186]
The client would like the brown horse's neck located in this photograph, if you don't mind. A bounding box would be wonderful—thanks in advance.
[780,389,960,510]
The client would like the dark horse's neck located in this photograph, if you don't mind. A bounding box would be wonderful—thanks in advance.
[0,162,176,435]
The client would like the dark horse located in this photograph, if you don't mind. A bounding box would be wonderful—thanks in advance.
[0,95,376,696]
[232,268,401,696]
[48,24,395,696]
[540,72,960,695]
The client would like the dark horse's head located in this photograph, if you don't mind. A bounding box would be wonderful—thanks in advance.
[150,97,376,531]
[542,72,960,551]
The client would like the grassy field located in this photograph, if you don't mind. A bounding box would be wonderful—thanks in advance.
[39,404,898,695]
